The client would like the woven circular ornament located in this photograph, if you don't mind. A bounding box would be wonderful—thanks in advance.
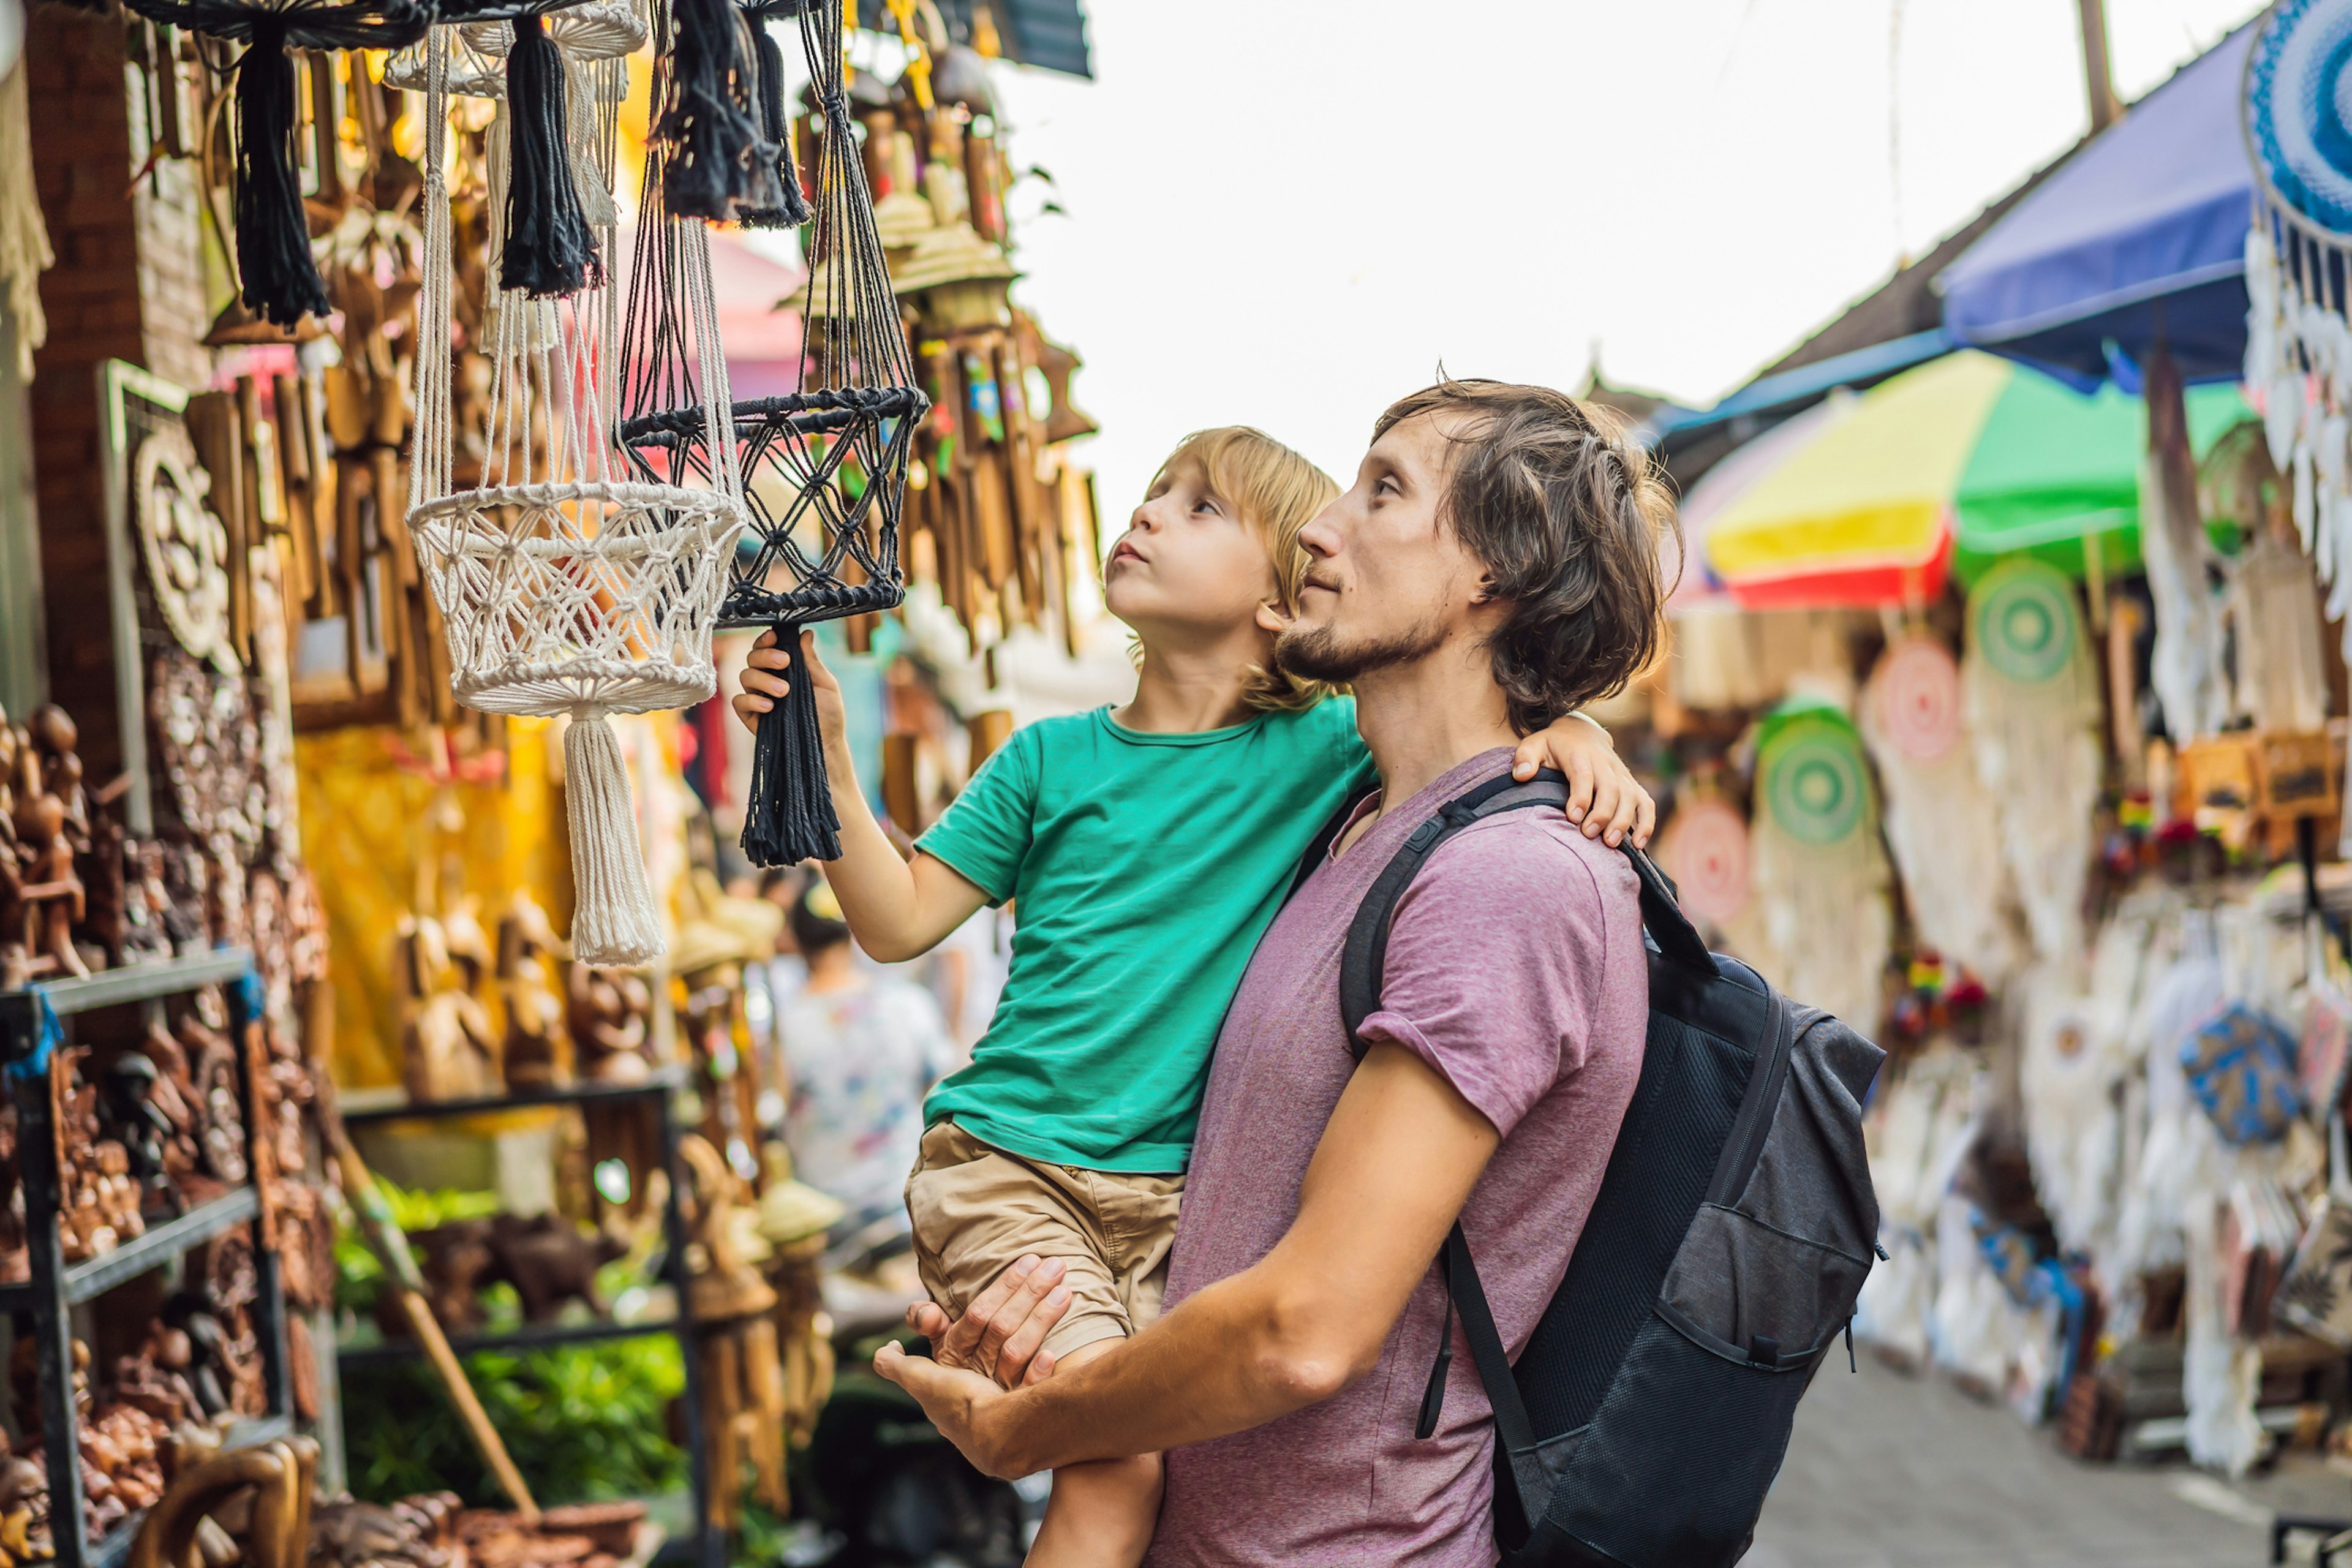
[1761,717,1869,848]
[1876,635,1962,763]
[1665,796,1751,925]
[2247,0,2352,233]
[1970,558,2079,685]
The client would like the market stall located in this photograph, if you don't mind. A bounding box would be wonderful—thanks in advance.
[0,0,1099,1562]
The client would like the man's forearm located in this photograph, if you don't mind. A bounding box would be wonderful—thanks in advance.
[976,1264,1346,1476]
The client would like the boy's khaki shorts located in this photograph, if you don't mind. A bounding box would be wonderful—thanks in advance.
[905,1119,1185,1364]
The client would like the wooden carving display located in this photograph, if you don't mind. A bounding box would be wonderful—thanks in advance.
[566,963,652,1084]
[132,426,235,668]
[676,1137,785,1527]
[496,894,569,1090]
[398,909,498,1102]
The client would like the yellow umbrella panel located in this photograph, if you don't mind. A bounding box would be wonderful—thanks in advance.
[1702,353,2014,610]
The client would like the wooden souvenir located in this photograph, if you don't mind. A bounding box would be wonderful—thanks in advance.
[677,1137,785,1528]
[567,963,653,1084]
[0,714,26,990]
[398,913,499,1102]
[496,894,570,1090]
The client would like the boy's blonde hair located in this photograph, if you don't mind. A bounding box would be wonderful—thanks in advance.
[1145,426,1341,712]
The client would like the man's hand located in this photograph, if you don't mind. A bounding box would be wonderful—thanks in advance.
[729,628,850,764]
[1510,714,1654,848]
[873,1340,1023,1478]
[905,1254,1071,1389]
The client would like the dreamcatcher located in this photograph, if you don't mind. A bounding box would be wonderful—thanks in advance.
[407,26,748,963]
[1734,700,1890,1031]
[622,0,927,867]
[1656,791,1749,929]
[119,0,429,326]
[1962,560,2101,962]
[1859,633,2022,989]
[2247,0,2352,587]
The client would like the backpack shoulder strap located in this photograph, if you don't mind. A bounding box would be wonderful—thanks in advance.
[1335,766,1706,1518]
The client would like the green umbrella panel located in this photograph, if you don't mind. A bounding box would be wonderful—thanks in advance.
[1951,372,2251,586]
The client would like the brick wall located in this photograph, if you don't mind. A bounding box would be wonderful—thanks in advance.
[25,6,214,780]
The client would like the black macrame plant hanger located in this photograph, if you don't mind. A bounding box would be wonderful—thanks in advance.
[621,0,924,868]
[734,0,815,228]
[122,0,431,326]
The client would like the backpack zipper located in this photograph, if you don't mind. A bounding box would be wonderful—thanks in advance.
[1705,997,1800,1208]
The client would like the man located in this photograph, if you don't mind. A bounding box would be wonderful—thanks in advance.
[876,379,1677,1562]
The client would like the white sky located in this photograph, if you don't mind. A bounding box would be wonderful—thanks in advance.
[913,0,2264,526]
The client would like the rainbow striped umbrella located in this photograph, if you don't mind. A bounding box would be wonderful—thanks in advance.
[1688,351,2249,609]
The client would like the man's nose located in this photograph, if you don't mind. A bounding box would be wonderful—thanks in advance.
[1297,511,1339,560]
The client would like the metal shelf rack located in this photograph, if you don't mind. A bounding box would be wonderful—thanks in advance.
[334,1071,716,1568]
[0,949,290,1568]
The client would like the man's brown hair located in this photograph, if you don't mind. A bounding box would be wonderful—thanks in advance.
[1374,377,1679,733]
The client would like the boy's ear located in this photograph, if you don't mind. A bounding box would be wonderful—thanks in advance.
[1254,599,1292,636]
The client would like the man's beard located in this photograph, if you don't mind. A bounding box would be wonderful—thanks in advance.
[1276,612,1448,684]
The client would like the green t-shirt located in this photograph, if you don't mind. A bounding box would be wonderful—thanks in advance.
[916,698,1376,1170]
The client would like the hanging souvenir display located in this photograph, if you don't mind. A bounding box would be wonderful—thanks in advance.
[1962,560,2102,962]
[624,0,925,867]
[652,0,778,220]
[1656,791,1749,928]
[409,26,747,963]
[1734,699,1891,1030]
[2246,0,2352,600]
[1860,633,2023,988]
[734,0,815,228]
[119,0,428,325]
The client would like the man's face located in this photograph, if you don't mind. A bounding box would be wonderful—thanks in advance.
[1278,411,1485,684]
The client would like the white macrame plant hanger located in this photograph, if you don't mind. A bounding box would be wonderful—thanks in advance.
[409,24,747,963]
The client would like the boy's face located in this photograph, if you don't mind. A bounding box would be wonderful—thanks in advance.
[1102,457,1282,643]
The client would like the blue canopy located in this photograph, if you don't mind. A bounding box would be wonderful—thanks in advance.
[1940,21,2257,391]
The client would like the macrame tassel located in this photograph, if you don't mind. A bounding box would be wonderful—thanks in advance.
[739,623,842,867]
[565,713,665,964]
[737,13,812,228]
[233,35,330,327]
[500,13,602,298]
[658,0,773,220]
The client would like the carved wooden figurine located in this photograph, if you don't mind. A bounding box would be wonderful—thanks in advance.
[567,963,652,1083]
[497,893,570,1090]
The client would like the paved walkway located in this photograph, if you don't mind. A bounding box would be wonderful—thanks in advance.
[1749,1359,2351,1568]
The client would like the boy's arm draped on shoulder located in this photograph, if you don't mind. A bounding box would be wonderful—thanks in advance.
[1510,711,1656,848]
[732,628,989,961]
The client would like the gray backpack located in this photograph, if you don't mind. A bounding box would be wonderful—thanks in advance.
[1336,770,1885,1567]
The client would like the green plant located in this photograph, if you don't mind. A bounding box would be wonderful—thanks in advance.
[334,1180,503,1316]
[343,1333,688,1507]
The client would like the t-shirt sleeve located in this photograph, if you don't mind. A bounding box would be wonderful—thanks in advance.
[916,726,1038,904]
[1355,820,1610,1139]
[1316,695,1378,789]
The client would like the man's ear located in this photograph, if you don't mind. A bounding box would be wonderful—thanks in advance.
[1254,599,1292,635]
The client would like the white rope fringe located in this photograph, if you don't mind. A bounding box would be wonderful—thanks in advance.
[564,713,663,964]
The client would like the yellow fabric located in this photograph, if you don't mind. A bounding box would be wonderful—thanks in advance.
[1705,352,2011,584]
[294,720,566,1088]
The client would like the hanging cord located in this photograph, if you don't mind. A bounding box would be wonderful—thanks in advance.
[739,623,840,865]
[123,0,429,322]
[499,11,602,295]
[656,0,774,219]
[233,23,331,324]
[737,1,813,228]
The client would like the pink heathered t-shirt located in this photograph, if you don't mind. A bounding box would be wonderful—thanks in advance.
[1144,748,1647,1568]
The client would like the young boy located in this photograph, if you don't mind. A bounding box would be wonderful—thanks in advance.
[731,427,1653,1565]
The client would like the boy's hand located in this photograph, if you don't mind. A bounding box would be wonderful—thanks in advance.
[905,1254,1071,1390]
[729,628,850,763]
[1510,714,1654,849]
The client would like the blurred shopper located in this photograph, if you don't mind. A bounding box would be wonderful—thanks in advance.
[773,877,959,1247]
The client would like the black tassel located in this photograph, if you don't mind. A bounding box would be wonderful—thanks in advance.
[737,12,813,228]
[739,622,842,868]
[658,0,772,220]
[233,31,330,327]
[500,13,602,298]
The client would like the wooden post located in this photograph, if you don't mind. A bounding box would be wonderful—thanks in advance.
[2077,0,2122,133]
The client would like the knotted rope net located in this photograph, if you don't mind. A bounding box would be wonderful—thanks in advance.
[409,25,748,963]
[622,0,925,868]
